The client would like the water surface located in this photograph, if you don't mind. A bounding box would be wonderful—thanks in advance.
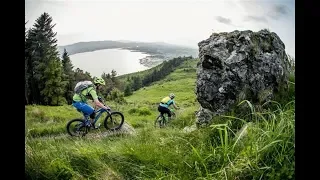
[70,48,150,77]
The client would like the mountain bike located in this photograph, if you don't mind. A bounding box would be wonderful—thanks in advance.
[154,108,176,128]
[66,98,125,137]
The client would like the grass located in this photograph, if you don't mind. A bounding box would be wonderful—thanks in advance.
[25,58,295,180]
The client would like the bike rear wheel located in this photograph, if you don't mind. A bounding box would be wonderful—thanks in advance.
[104,111,125,130]
[66,119,88,137]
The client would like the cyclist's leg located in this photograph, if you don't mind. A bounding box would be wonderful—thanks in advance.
[72,102,95,124]
[164,107,172,121]
[158,105,165,117]
[159,106,171,121]
[157,106,167,127]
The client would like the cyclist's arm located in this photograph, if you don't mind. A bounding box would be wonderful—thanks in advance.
[89,89,110,110]
[172,101,180,110]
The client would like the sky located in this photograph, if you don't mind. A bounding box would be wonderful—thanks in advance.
[25,0,295,57]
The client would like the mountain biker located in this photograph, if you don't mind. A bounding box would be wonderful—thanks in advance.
[72,77,111,128]
[158,93,180,121]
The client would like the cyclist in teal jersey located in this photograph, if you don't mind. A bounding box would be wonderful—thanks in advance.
[158,93,180,121]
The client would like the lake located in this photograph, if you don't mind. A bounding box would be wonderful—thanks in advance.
[70,48,150,77]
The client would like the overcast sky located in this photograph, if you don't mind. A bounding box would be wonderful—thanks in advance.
[25,0,295,57]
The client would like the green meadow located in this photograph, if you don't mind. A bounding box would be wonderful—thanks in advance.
[25,58,295,180]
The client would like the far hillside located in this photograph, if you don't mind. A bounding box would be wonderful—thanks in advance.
[116,56,195,94]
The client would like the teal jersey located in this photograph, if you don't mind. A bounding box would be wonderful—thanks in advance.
[159,96,174,108]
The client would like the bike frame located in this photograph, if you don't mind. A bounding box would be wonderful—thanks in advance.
[158,108,175,124]
[83,108,111,126]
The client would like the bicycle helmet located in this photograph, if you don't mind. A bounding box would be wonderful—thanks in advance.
[169,93,175,99]
[93,77,106,85]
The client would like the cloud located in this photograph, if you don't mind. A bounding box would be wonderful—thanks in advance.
[215,16,232,25]
[244,15,268,23]
[267,4,289,20]
[273,4,289,15]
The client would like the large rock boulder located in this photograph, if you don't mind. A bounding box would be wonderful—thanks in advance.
[195,29,291,126]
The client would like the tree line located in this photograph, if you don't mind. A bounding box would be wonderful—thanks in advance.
[25,12,192,106]
[25,12,121,106]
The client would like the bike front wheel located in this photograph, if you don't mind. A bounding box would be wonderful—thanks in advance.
[171,111,176,120]
[66,119,88,137]
[104,111,125,130]
[154,115,165,128]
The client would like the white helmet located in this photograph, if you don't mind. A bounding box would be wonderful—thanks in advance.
[169,93,175,99]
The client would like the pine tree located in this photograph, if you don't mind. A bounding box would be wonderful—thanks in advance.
[100,72,114,96]
[25,20,29,104]
[62,48,75,104]
[25,12,66,105]
[124,84,133,96]
[111,69,117,82]
[42,59,68,105]
[110,69,122,90]
[132,76,142,91]
[74,68,92,81]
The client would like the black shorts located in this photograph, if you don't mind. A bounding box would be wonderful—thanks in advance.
[158,105,172,117]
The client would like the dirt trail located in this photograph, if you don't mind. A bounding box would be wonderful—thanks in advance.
[28,121,137,140]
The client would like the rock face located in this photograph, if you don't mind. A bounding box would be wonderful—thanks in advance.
[195,29,290,126]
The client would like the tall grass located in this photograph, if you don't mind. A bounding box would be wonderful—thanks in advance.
[25,98,294,179]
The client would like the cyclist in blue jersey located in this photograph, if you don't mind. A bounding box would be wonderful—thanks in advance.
[158,93,180,121]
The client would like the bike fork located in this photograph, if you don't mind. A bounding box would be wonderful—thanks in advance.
[81,119,91,137]
[82,126,89,137]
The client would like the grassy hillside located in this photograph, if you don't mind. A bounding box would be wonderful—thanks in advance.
[117,56,196,93]
[25,58,295,180]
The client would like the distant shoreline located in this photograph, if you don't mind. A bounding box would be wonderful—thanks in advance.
[69,48,160,67]
[59,40,198,68]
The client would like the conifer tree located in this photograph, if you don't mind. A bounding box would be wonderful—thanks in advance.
[25,20,29,104]
[74,68,92,82]
[42,59,67,105]
[25,12,66,105]
[124,84,133,96]
[62,48,75,104]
